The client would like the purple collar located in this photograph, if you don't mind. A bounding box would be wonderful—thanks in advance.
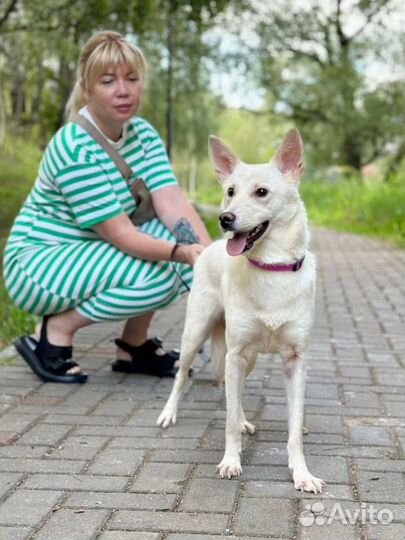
[248,255,305,272]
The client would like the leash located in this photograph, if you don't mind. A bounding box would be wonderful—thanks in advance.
[171,261,191,292]
[170,243,191,292]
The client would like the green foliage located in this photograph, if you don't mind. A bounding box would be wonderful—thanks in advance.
[0,136,41,234]
[216,108,290,163]
[174,107,289,196]
[201,214,222,239]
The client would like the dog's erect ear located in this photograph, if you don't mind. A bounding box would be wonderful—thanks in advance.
[208,136,240,183]
[273,128,304,183]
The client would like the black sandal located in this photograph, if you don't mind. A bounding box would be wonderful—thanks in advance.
[14,316,88,384]
[112,337,191,378]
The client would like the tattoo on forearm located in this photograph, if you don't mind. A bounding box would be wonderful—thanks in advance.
[173,218,200,244]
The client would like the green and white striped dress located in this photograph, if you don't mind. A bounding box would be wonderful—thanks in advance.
[2,112,192,322]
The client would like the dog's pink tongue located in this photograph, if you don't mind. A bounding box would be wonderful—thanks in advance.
[226,233,248,256]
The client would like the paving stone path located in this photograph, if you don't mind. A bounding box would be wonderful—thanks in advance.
[0,228,404,540]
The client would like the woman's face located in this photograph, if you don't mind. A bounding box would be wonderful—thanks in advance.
[85,63,143,140]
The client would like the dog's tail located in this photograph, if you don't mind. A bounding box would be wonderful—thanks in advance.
[210,317,226,385]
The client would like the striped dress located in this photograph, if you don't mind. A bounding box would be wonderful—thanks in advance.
[2,114,193,322]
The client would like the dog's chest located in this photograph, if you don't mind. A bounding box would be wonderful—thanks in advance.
[233,275,304,324]
[251,302,300,343]
[222,266,314,354]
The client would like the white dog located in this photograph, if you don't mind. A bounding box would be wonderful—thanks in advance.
[158,129,324,493]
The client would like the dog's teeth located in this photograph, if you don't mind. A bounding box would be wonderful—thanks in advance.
[224,231,234,240]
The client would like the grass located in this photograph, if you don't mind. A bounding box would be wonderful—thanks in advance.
[0,136,39,351]
[0,274,36,355]
[300,175,405,247]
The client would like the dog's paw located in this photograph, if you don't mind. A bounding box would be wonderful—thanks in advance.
[293,471,325,493]
[216,459,243,479]
[157,409,177,428]
[241,420,256,435]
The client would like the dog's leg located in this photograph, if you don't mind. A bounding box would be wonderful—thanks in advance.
[240,405,256,435]
[282,350,325,493]
[157,291,220,428]
[217,352,247,478]
[240,356,257,435]
[157,319,209,428]
[156,340,197,428]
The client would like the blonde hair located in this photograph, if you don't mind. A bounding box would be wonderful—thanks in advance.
[65,30,146,121]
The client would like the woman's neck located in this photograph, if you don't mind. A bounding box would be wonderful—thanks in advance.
[86,105,123,141]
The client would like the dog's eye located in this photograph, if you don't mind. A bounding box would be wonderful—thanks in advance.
[256,188,268,197]
[227,187,234,197]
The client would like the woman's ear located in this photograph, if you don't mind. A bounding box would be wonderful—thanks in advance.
[81,79,89,101]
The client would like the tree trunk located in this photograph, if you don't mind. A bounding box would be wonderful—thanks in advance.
[342,132,362,171]
[0,83,6,143]
[166,0,175,159]
[56,58,74,129]
[384,140,405,181]
[31,62,45,124]
[10,68,25,133]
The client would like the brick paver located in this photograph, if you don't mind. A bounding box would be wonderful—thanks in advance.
[0,229,404,539]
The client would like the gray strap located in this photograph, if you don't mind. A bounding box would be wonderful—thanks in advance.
[72,113,132,180]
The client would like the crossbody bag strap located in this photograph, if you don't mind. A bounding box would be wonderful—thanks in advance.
[72,113,132,180]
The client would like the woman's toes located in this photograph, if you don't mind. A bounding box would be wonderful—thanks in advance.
[67,365,82,375]
[34,323,41,341]
[115,347,132,362]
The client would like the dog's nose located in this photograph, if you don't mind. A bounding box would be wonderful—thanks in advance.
[219,212,236,230]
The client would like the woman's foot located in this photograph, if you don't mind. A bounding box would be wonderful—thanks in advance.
[112,337,184,377]
[115,337,180,368]
[35,317,81,375]
[13,315,88,383]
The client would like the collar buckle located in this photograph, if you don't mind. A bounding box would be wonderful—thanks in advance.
[292,258,304,271]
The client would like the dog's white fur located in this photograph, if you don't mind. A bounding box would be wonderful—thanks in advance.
[157,129,324,493]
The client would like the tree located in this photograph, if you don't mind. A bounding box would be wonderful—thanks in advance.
[239,0,404,171]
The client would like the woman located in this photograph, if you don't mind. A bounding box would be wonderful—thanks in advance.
[2,30,211,383]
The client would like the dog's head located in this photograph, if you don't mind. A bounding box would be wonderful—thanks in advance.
[208,129,305,256]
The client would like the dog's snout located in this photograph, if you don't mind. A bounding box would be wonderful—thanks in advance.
[219,212,236,230]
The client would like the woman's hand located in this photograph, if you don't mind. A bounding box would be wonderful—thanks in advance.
[173,244,205,266]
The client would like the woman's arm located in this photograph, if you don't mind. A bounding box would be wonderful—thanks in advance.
[136,119,211,246]
[93,213,203,265]
[152,185,211,247]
